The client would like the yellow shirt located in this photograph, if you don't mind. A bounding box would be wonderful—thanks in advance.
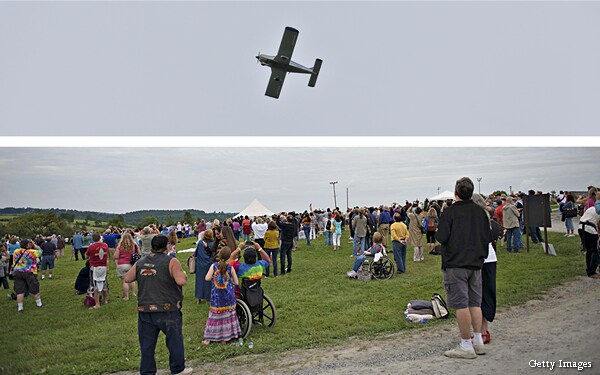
[263,230,280,249]
[390,222,409,242]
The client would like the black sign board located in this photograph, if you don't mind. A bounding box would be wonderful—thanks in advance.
[523,194,552,228]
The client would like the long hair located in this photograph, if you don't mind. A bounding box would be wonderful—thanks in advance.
[217,247,231,276]
[118,232,135,252]
[221,226,237,251]
[167,230,177,245]
[427,208,437,218]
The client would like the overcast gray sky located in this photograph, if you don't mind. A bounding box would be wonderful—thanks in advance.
[1,1,599,136]
[0,147,597,213]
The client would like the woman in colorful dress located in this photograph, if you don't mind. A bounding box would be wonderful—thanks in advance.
[166,230,177,257]
[202,247,242,344]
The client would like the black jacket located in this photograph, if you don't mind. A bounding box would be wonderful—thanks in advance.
[435,199,491,270]
[277,219,296,243]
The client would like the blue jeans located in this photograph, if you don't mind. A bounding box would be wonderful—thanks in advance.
[528,226,543,243]
[264,248,279,276]
[242,233,250,242]
[392,241,406,273]
[352,254,374,272]
[138,311,185,375]
[506,227,523,252]
[324,231,332,246]
[353,235,366,256]
[303,227,311,246]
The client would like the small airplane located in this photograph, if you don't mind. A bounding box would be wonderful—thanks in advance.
[256,27,322,99]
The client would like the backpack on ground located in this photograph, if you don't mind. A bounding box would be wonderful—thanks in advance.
[431,293,449,319]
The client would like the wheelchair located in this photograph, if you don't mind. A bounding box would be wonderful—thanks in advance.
[359,248,395,280]
[235,278,277,339]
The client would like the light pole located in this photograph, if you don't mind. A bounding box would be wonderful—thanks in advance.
[330,181,338,208]
[477,177,482,195]
[437,186,440,195]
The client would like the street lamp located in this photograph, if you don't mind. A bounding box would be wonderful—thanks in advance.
[330,181,338,208]
[477,177,482,195]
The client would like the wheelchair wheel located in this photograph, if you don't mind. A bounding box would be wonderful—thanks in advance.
[254,294,277,328]
[370,257,394,280]
[236,299,253,339]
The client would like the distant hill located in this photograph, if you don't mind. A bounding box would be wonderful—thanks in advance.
[0,207,237,226]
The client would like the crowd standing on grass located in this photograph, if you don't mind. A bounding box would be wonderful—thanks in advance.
[2,183,599,373]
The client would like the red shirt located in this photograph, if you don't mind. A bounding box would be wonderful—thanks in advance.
[494,203,506,227]
[242,220,252,234]
[86,242,109,267]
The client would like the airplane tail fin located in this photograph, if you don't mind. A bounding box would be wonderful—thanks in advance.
[308,58,322,87]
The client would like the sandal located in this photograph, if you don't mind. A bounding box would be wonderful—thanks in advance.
[202,340,210,345]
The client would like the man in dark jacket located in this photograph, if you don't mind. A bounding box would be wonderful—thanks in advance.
[436,177,491,359]
[124,235,192,375]
[276,214,296,274]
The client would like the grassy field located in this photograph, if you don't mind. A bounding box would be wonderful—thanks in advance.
[0,231,586,374]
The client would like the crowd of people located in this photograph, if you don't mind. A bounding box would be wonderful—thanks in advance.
[1,183,598,372]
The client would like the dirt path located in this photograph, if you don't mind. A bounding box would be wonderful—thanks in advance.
[113,276,599,375]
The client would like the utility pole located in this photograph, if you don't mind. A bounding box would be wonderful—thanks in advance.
[437,186,440,195]
[330,181,338,208]
[477,177,482,195]
[346,187,349,210]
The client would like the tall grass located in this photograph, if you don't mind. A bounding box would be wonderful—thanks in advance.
[0,232,585,374]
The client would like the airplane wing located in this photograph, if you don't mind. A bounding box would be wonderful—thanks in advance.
[265,68,287,98]
[275,27,298,63]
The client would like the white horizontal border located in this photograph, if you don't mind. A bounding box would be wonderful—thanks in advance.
[0,136,598,148]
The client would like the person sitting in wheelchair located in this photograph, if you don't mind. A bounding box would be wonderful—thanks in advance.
[228,241,272,311]
[347,232,384,278]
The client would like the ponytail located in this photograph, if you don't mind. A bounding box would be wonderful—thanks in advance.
[217,246,232,276]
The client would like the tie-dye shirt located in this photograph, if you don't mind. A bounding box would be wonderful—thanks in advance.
[12,248,41,273]
[229,259,270,281]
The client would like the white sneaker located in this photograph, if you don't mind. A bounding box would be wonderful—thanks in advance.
[347,270,358,278]
[444,345,477,359]
[173,368,193,375]
[563,233,569,237]
[568,234,576,238]
[473,343,487,355]
[41,275,45,280]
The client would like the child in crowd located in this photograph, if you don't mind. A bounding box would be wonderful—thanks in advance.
[347,232,384,278]
[202,247,242,344]
[263,221,280,277]
[167,231,177,258]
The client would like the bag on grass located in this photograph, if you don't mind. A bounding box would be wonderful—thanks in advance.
[83,295,96,308]
[431,293,449,319]
[187,255,196,274]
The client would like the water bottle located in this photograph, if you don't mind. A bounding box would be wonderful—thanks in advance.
[237,338,244,347]
[248,341,254,349]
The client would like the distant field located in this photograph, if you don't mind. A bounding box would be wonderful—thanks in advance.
[0,231,586,374]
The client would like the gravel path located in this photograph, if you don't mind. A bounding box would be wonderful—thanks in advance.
[111,275,599,375]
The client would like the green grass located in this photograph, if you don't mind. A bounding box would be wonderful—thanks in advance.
[0,232,585,374]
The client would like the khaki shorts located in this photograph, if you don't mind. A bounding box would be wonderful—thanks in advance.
[442,268,482,309]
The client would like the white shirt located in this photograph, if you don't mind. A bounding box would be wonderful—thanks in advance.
[251,222,268,239]
[579,206,600,235]
[484,243,497,263]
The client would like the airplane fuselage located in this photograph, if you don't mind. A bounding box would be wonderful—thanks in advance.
[256,54,314,75]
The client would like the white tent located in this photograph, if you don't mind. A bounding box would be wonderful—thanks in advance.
[429,190,455,201]
[236,199,275,218]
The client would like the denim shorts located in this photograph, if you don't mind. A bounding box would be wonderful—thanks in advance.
[442,268,482,309]
[41,255,55,270]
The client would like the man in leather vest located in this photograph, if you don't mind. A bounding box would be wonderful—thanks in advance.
[124,235,192,375]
